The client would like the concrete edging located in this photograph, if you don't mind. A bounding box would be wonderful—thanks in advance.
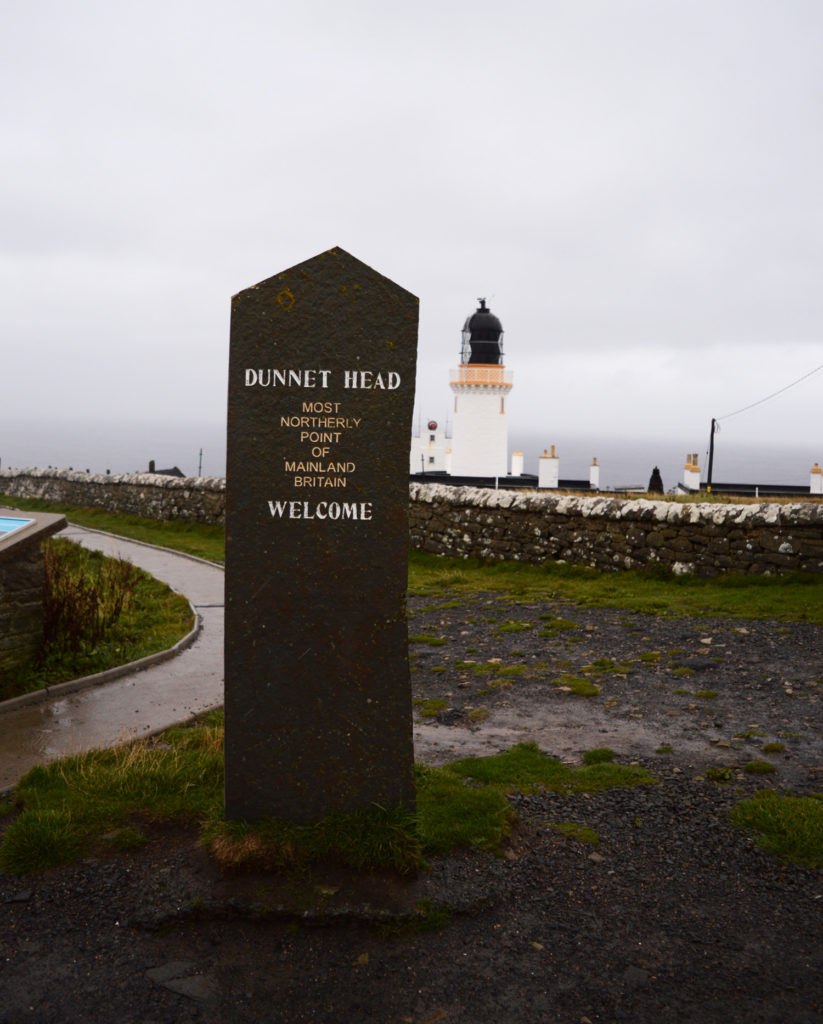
[0,600,202,717]
[57,520,225,569]
[0,519,221,717]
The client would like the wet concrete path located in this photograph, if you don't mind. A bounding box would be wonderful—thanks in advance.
[0,526,224,793]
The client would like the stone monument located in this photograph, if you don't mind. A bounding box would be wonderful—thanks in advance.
[225,247,419,821]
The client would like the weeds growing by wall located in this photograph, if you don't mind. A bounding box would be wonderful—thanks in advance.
[41,539,140,657]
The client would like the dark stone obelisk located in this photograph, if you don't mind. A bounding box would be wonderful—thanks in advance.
[224,247,419,821]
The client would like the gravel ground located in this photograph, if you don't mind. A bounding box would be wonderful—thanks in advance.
[2,592,822,1023]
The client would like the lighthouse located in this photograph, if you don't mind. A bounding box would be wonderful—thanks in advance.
[448,299,513,477]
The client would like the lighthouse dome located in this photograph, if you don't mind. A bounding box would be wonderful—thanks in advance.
[461,298,504,364]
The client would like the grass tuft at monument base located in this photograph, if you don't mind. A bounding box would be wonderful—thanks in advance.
[0,717,655,877]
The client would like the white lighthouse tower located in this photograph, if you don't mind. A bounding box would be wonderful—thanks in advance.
[448,299,513,477]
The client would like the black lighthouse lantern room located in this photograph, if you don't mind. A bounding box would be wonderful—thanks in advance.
[460,298,504,365]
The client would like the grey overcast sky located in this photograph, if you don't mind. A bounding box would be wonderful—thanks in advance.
[2,0,822,472]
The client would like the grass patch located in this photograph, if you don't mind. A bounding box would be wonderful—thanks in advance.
[762,742,786,754]
[378,898,451,938]
[706,766,734,783]
[0,494,225,563]
[455,661,527,689]
[696,690,718,700]
[414,698,448,718]
[582,658,634,676]
[0,710,225,874]
[638,651,662,663]
[582,748,616,765]
[0,730,654,877]
[552,674,600,697]
[537,613,579,635]
[1,539,194,700]
[730,790,823,868]
[408,634,448,647]
[550,822,600,846]
[496,620,533,633]
[446,742,655,795]
[203,803,422,874]
[744,760,777,775]
[413,763,515,857]
[582,659,616,674]
[407,548,823,623]
[455,660,494,675]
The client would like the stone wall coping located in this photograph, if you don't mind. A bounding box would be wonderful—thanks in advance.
[408,481,823,527]
[0,467,225,492]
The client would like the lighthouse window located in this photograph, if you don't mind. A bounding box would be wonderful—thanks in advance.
[428,456,435,464]
[429,433,436,442]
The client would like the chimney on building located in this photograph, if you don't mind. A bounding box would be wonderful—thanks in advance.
[590,457,600,491]
[538,445,559,489]
[682,453,701,491]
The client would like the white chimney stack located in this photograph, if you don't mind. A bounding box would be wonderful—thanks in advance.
[682,453,701,491]
[538,445,560,489]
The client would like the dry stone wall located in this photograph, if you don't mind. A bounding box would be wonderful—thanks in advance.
[0,468,225,525]
[409,482,823,576]
[0,545,46,683]
[3,471,823,575]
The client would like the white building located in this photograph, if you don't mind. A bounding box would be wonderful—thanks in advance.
[409,418,450,474]
[445,299,513,477]
[411,299,595,488]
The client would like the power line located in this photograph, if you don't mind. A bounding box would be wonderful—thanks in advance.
[718,361,823,422]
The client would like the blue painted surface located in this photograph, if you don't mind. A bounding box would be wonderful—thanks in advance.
[0,516,33,536]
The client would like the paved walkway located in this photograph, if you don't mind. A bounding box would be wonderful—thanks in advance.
[0,526,224,793]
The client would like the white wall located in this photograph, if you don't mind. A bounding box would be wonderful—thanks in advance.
[449,391,509,477]
[410,425,449,473]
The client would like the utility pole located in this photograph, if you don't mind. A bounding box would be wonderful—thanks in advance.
[706,418,717,493]
[198,448,203,477]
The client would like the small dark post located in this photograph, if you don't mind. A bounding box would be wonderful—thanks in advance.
[224,247,419,822]
[707,418,717,493]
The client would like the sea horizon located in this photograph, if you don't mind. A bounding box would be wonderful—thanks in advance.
[1,414,820,493]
